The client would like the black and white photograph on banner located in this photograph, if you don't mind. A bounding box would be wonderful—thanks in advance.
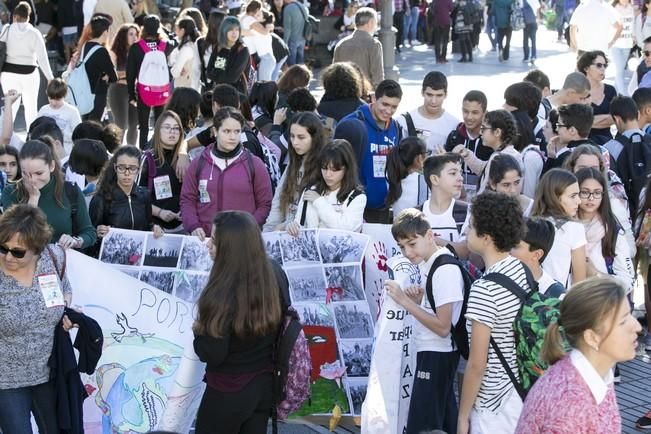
[340,340,372,377]
[279,230,321,266]
[143,234,183,268]
[173,272,209,303]
[334,302,374,339]
[99,230,146,266]
[117,267,140,279]
[346,378,368,415]
[262,232,283,264]
[285,266,327,302]
[318,230,368,264]
[179,237,212,272]
[139,269,175,294]
[324,266,365,301]
[295,302,334,327]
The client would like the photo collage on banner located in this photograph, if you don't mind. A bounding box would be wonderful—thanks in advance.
[263,229,370,416]
[98,228,211,303]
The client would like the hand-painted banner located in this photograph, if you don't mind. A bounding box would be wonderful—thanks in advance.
[361,224,401,321]
[361,255,418,434]
[66,250,205,434]
[262,229,371,416]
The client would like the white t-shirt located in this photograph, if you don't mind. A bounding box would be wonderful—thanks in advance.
[614,4,635,49]
[541,219,587,287]
[391,172,428,217]
[36,103,82,155]
[538,269,561,296]
[569,0,619,52]
[240,14,260,54]
[465,255,532,412]
[421,198,469,243]
[395,108,460,154]
[414,247,464,353]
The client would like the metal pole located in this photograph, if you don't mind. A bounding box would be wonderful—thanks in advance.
[379,0,399,80]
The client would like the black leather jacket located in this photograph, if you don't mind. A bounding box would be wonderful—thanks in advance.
[89,185,153,231]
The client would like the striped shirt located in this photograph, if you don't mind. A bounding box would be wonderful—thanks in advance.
[465,255,531,412]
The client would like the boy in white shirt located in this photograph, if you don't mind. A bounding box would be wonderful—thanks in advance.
[385,208,464,434]
[36,78,82,155]
[511,218,565,297]
[396,71,460,154]
[420,153,468,243]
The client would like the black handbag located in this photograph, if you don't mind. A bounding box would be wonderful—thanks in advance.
[0,25,9,72]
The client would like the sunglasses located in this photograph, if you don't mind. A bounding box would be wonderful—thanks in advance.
[592,62,608,69]
[0,245,27,258]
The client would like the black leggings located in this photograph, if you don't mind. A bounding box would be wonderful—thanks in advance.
[137,95,164,149]
[497,27,512,60]
[457,33,473,61]
[108,83,138,146]
[195,373,273,434]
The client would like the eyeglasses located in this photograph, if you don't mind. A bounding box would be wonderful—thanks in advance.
[644,51,651,57]
[579,190,603,200]
[422,150,433,157]
[479,126,493,132]
[115,164,140,174]
[0,245,27,258]
[160,124,181,133]
[592,62,609,69]
[555,122,569,129]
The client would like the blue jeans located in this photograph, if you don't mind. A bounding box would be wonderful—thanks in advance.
[404,6,420,43]
[523,22,537,59]
[485,14,497,49]
[287,39,305,65]
[257,53,276,81]
[272,55,288,81]
[611,47,630,95]
[0,382,58,434]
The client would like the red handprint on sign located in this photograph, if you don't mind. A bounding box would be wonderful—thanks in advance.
[371,241,388,272]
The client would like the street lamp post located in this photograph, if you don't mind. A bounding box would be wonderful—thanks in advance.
[379,0,399,80]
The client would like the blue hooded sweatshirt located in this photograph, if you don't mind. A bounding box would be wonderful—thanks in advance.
[340,103,401,209]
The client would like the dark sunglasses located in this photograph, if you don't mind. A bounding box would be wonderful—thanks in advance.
[592,62,608,69]
[0,245,27,258]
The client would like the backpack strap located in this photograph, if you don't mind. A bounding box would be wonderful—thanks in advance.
[46,245,67,281]
[402,112,417,137]
[345,188,363,206]
[138,39,151,53]
[79,44,103,66]
[139,151,157,191]
[452,200,469,234]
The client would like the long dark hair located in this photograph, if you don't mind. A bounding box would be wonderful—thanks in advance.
[96,146,142,203]
[576,167,618,258]
[280,112,326,217]
[312,140,363,203]
[165,87,202,131]
[176,16,199,49]
[386,137,426,206]
[17,140,64,207]
[249,81,278,117]
[531,168,579,220]
[0,144,21,181]
[111,24,140,69]
[194,211,282,338]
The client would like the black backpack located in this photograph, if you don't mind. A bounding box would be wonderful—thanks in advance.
[418,199,469,235]
[402,112,418,138]
[425,254,473,359]
[615,131,651,219]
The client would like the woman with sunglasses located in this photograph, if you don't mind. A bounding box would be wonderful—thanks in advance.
[577,51,617,145]
[0,204,74,433]
[1,140,96,251]
[89,146,163,256]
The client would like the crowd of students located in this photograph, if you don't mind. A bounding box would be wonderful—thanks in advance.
[0,0,651,432]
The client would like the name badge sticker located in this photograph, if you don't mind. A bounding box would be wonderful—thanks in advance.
[198,179,211,203]
[153,175,173,200]
[38,273,64,308]
[372,155,387,178]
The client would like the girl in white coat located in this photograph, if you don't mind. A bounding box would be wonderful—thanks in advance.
[288,139,366,234]
[169,16,201,91]
[576,167,634,292]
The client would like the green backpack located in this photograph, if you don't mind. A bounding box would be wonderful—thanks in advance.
[483,265,564,400]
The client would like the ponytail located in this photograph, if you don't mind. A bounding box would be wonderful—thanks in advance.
[386,137,426,206]
[541,321,566,365]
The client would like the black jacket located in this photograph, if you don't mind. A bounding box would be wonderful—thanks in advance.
[81,42,118,95]
[206,42,250,94]
[89,185,153,231]
[138,149,182,230]
[49,308,103,434]
[317,96,364,122]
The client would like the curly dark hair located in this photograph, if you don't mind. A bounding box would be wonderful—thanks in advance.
[321,62,361,100]
[576,50,608,75]
[484,109,519,150]
[471,190,525,252]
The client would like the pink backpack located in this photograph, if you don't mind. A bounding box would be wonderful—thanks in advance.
[137,40,171,107]
[273,307,312,423]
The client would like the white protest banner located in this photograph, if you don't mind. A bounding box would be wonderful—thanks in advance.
[263,229,371,417]
[66,250,205,434]
[361,255,418,434]
[362,224,400,320]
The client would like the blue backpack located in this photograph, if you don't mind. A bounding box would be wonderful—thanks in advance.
[64,44,102,115]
